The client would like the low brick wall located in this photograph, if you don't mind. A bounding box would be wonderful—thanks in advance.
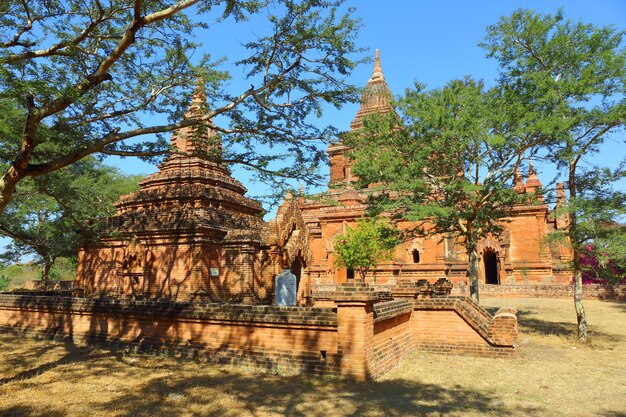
[0,282,517,381]
[23,280,75,291]
[412,297,517,357]
[371,307,413,379]
[0,295,340,375]
[452,284,626,301]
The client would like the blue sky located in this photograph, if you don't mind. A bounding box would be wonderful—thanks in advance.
[110,0,625,204]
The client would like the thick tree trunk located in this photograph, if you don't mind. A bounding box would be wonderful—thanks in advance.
[41,259,53,282]
[468,247,480,303]
[0,166,23,214]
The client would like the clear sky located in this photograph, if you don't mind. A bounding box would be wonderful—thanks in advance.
[108,0,625,209]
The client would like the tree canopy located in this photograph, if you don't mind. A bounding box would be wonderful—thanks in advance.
[0,157,140,280]
[346,77,536,301]
[0,0,365,212]
[482,8,626,340]
[333,217,400,281]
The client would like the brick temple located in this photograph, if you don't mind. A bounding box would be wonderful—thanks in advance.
[76,87,276,302]
[76,50,572,303]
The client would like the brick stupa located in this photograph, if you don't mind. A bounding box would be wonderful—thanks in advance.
[76,84,268,301]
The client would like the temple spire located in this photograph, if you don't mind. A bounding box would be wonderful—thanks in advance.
[349,49,393,131]
[171,79,220,156]
[369,49,385,82]
[185,78,207,117]
[525,162,544,201]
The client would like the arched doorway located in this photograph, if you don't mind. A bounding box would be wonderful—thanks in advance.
[483,250,499,284]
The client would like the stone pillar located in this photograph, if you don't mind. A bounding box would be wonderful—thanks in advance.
[334,282,377,381]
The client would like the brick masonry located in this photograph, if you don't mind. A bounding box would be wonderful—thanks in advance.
[452,283,626,301]
[0,282,517,381]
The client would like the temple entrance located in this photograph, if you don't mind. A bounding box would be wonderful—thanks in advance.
[484,250,499,284]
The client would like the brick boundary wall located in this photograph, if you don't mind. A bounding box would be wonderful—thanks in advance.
[22,280,75,291]
[366,299,415,378]
[412,297,517,357]
[0,294,341,376]
[452,284,626,301]
[0,282,517,381]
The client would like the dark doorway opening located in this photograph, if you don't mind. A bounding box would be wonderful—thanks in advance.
[290,253,306,293]
[484,251,499,284]
[347,268,355,280]
[412,249,420,264]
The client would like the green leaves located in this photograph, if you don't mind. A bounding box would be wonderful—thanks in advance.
[333,217,401,280]
[0,157,140,275]
[0,0,366,212]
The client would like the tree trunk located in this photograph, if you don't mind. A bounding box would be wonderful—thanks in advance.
[467,247,480,303]
[0,166,23,214]
[41,259,53,283]
[569,160,588,342]
[573,267,588,342]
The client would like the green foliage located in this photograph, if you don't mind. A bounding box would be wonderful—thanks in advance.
[482,8,626,339]
[0,0,366,212]
[333,218,401,280]
[0,157,140,280]
[0,276,9,292]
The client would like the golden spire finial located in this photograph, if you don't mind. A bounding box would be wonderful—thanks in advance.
[369,49,385,82]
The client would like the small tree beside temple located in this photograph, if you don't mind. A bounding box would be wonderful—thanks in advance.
[333,218,401,281]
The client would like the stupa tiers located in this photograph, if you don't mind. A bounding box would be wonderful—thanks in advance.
[76,85,272,302]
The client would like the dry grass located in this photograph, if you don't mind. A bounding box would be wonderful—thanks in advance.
[0,298,625,417]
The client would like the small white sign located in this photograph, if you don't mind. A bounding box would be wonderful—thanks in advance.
[209,268,219,277]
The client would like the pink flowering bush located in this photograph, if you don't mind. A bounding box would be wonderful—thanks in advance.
[578,244,625,285]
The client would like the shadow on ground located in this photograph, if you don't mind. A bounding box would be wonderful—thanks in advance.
[0,338,542,417]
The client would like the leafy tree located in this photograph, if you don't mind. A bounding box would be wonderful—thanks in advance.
[0,158,140,281]
[0,0,364,213]
[333,217,401,281]
[573,166,626,284]
[482,9,626,340]
[346,78,537,302]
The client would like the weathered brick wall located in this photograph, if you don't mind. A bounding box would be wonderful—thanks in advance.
[452,283,626,301]
[412,297,516,357]
[370,300,414,379]
[0,284,517,381]
[0,295,340,375]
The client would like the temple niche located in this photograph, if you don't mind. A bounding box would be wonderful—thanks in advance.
[76,85,275,302]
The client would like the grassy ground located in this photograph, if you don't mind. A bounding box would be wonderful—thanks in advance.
[0,298,624,417]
